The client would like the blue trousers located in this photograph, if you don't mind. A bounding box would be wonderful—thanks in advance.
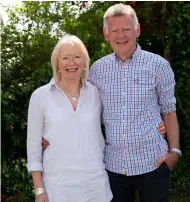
[107,163,170,202]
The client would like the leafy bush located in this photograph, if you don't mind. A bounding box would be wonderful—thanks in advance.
[1,1,190,201]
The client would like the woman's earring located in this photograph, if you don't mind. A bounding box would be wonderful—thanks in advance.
[58,69,62,80]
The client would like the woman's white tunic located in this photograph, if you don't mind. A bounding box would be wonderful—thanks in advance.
[27,79,112,202]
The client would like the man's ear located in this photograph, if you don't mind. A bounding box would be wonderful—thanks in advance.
[103,27,109,41]
[136,23,141,38]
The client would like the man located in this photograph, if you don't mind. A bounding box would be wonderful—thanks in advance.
[88,3,180,202]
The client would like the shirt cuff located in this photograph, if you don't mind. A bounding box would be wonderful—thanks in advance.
[161,103,176,114]
[27,162,43,172]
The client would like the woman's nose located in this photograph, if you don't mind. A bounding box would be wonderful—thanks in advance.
[68,57,75,65]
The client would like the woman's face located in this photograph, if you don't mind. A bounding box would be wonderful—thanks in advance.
[58,44,85,81]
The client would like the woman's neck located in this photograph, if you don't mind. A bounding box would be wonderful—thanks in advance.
[58,79,81,94]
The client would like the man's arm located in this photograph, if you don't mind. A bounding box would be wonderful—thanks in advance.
[163,112,179,149]
[161,112,180,169]
[155,60,180,169]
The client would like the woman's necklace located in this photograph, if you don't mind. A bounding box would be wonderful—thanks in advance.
[61,83,81,102]
[70,88,80,102]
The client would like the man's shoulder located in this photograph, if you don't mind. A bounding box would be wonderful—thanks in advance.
[141,49,168,65]
[140,49,172,75]
[91,53,114,69]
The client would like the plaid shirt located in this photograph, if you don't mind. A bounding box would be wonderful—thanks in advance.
[88,44,176,176]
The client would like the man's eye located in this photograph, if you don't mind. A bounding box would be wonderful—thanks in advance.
[62,57,69,60]
[124,28,130,31]
[112,30,117,32]
[75,55,81,58]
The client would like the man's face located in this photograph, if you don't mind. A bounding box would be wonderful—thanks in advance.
[103,15,140,60]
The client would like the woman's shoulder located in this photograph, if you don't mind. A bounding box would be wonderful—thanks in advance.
[30,83,50,99]
[84,81,101,104]
[85,80,99,92]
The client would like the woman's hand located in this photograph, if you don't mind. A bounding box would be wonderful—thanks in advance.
[157,121,166,137]
[42,137,49,151]
[35,192,49,202]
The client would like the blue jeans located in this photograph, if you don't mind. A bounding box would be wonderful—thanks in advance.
[107,163,170,202]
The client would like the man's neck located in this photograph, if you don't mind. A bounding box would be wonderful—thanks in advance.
[116,45,137,62]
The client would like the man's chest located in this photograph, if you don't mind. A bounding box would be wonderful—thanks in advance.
[96,68,157,109]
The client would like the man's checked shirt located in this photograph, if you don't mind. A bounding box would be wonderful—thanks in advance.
[88,44,176,176]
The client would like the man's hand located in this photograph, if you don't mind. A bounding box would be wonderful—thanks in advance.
[35,192,49,202]
[42,137,49,151]
[157,121,166,136]
[155,151,180,171]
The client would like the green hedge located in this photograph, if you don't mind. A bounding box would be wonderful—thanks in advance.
[1,1,190,201]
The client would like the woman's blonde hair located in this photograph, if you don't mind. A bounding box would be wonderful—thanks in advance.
[51,34,90,82]
[103,3,139,32]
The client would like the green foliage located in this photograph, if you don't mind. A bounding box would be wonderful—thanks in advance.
[1,158,34,201]
[1,1,190,201]
[165,2,190,195]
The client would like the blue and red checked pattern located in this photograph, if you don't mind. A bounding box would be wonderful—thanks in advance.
[88,44,176,176]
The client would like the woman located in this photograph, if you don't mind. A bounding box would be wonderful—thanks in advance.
[27,34,113,202]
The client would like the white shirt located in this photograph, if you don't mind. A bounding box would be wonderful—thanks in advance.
[27,78,112,202]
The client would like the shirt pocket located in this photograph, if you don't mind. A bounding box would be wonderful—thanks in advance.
[133,70,156,103]
[135,76,154,85]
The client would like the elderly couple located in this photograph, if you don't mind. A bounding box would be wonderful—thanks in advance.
[27,3,181,202]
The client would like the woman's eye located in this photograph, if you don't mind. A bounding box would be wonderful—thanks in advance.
[62,57,68,60]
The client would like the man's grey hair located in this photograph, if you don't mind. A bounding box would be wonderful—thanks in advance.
[103,3,139,32]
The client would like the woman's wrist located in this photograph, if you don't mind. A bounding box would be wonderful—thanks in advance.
[34,184,44,189]
[34,187,46,197]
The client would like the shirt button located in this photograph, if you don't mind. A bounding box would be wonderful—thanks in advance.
[123,92,126,95]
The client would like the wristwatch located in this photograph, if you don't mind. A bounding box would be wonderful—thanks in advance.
[170,148,182,157]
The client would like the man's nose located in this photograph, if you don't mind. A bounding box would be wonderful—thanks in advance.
[117,30,125,38]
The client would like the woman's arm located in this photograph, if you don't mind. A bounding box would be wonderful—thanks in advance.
[32,173,49,202]
[32,171,43,188]
[27,91,44,172]
[27,90,47,200]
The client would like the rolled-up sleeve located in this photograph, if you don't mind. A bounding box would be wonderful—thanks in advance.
[27,91,44,172]
[156,61,176,114]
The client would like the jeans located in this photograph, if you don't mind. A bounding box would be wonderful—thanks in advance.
[107,163,171,202]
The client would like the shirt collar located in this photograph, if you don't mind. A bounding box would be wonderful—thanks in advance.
[48,77,56,90]
[48,77,87,91]
[112,43,141,62]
